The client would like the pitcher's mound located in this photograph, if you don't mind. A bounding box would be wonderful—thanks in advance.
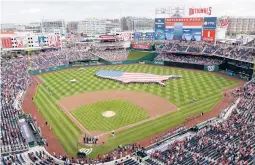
[102,111,116,118]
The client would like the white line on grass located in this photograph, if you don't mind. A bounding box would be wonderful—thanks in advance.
[33,76,92,136]
[96,110,175,138]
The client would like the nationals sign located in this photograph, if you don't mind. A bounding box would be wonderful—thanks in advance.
[189,7,212,16]
[131,43,151,50]
[218,17,230,28]
[48,35,60,47]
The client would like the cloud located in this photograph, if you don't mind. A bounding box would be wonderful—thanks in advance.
[1,0,254,24]
[20,8,41,14]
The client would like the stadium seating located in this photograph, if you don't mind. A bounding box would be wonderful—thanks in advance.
[155,53,223,65]
[149,78,255,165]
[155,41,254,63]
[1,41,254,164]
[1,58,30,155]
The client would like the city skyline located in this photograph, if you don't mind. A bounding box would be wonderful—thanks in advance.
[1,0,255,24]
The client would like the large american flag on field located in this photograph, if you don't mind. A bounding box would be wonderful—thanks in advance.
[95,70,182,86]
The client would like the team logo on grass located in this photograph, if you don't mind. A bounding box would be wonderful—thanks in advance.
[79,148,93,155]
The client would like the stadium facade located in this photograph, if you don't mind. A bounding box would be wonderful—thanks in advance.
[78,18,120,37]
[41,19,66,35]
[227,17,255,35]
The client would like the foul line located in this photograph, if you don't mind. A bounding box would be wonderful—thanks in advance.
[96,84,241,138]
[33,76,92,136]
[96,109,176,138]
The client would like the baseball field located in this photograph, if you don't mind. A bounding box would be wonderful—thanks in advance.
[33,64,239,157]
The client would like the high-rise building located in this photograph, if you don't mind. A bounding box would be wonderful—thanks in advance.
[24,22,41,33]
[0,24,17,32]
[78,18,120,37]
[227,17,255,35]
[78,18,107,37]
[120,17,154,31]
[132,19,154,31]
[41,19,66,35]
[0,23,41,33]
[66,21,79,33]
[120,17,128,31]
[106,19,120,34]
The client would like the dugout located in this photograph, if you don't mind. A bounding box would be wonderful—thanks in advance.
[219,58,254,80]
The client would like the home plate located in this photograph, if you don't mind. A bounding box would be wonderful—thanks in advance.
[102,111,116,118]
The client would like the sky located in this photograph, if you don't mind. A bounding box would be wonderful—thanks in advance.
[0,0,255,24]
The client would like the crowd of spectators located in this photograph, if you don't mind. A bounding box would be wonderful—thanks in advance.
[155,41,254,63]
[93,41,127,48]
[53,143,140,164]
[92,49,128,61]
[244,39,255,47]
[30,47,96,70]
[25,43,129,70]
[1,57,31,154]
[150,78,255,165]
[155,54,223,65]
[1,41,254,164]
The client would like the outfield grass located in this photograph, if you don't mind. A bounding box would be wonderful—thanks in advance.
[127,51,150,60]
[34,64,239,157]
[71,99,149,131]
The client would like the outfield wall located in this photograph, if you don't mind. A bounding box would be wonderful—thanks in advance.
[163,61,219,72]
[102,52,158,65]
[27,51,251,80]
[28,64,70,75]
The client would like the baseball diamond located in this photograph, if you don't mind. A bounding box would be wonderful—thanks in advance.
[32,64,240,157]
[2,2,255,164]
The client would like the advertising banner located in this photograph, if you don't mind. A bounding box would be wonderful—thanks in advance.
[28,64,70,75]
[118,32,131,41]
[131,43,151,50]
[203,17,217,29]
[145,32,154,40]
[33,36,40,47]
[202,30,216,42]
[15,37,23,48]
[204,65,219,72]
[218,17,230,28]
[38,36,46,45]
[22,37,29,48]
[153,60,164,65]
[111,61,123,65]
[165,17,203,41]
[1,38,12,48]
[154,18,165,40]
[48,35,60,47]
[133,32,143,40]
[155,44,164,49]
[100,35,116,41]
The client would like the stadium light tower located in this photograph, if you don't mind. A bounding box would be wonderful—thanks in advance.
[169,6,185,18]
[155,5,185,18]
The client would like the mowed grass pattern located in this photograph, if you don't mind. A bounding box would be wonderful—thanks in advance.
[39,64,238,107]
[34,64,239,157]
[71,99,149,131]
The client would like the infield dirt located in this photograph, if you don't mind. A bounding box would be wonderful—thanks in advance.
[59,90,178,117]
[22,71,245,158]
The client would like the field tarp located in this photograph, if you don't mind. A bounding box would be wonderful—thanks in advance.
[18,119,35,147]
